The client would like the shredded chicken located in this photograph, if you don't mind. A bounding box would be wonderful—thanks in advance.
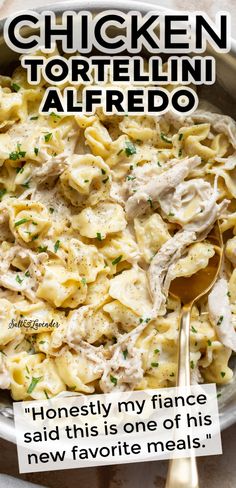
[0,245,47,301]
[208,278,236,352]
[34,157,68,184]
[191,110,236,149]
[0,355,10,389]
[100,321,148,392]
[215,152,236,170]
[125,155,201,219]
[148,230,196,315]
[191,362,203,384]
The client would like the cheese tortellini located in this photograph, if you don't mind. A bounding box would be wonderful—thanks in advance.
[37,263,87,308]
[9,200,51,244]
[72,202,127,239]
[60,154,111,207]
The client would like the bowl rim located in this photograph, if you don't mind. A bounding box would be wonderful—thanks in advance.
[0,0,235,445]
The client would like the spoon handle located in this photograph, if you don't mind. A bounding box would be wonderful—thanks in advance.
[165,456,199,488]
[177,305,191,387]
[165,305,199,488]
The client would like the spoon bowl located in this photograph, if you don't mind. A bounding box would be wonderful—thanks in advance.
[170,223,223,305]
[165,222,223,488]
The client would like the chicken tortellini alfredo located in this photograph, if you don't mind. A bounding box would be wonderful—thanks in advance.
[0,59,236,401]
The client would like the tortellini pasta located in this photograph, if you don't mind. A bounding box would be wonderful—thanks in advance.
[60,154,111,207]
[55,350,103,394]
[37,263,87,308]
[109,268,153,317]
[72,202,127,239]
[9,200,51,244]
[134,214,171,263]
[170,242,215,279]
[67,238,105,282]
[7,352,65,400]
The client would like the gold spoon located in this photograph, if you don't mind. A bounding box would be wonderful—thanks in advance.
[165,222,223,488]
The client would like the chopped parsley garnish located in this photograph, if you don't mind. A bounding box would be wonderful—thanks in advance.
[157,161,162,167]
[123,349,128,360]
[207,340,212,346]
[15,218,29,227]
[101,169,106,175]
[96,233,103,241]
[112,255,123,266]
[44,390,49,399]
[49,207,54,214]
[217,315,224,326]
[38,246,48,253]
[125,141,136,157]
[170,372,175,377]
[16,274,23,285]
[34,147,39,156]
[39,341,45,344]
[168,212,175,217]
[50,112,61,119]
[102,177,109,183]
[25,271,30,277]
[110,375,117,386]
[126,175,136,181]
[151,362,159,368]
[217,393,222,398]
[227,291,231,298]
[147,197,153,208]
[21,181,30,189]
[30,116,38,120]
[190,360,195,369]
[178,149,182,157]
[117,148,123,156]
[81,277,86,285]
[191,326,197,333]
[84,179,89,183]
[54,240,60,253]
[160,133,172,144]
[12,83,21,92]
[220,371,226,378]
[44,133,52,143]
[31,234,39,241]
[16,166,24,174]
[178,133,183,141]
[27,376,43,394]
[154,349,160,354]
[26,366,30,374]
[0,189,7,201]
[9,144,26,161]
